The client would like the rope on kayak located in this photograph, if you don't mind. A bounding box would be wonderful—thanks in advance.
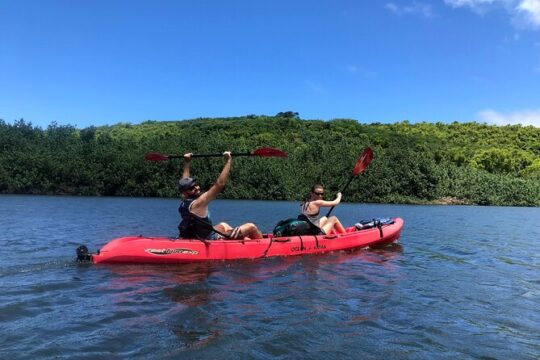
[260,236,274,258]
[375,219,383,238]
[260,234,296,258]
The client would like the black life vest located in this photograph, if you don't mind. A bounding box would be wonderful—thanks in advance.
[178,198,215,239]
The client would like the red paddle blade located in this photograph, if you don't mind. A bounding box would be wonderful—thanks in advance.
[144,152,170,162]
[351,147,373,175]
[251,147,288,157]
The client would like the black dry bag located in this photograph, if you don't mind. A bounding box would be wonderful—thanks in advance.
[273,218,316,237]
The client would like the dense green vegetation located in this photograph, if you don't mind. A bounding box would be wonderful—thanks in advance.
[1,115,539,206]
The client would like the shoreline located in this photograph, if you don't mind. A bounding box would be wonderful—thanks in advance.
[2,193,538,207]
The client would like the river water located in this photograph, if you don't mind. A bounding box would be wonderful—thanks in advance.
[0,195,538,359]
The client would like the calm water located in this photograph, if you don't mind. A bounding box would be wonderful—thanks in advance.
[0,195,538,359]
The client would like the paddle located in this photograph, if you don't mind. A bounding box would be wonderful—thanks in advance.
[145,147,287,162]
[326,147,374,217]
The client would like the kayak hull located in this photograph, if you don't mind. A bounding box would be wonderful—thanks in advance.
[91,217,404,264]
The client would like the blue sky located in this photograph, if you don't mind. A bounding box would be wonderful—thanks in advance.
[1,0,539,128]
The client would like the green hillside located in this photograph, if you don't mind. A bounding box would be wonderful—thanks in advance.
[1,114,539,206]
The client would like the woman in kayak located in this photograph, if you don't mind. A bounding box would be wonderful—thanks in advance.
[300,184,346,234]
[178,151,263,240]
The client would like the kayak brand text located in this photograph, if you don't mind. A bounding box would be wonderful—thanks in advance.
[145,248,199,256]
[290,244,327,252]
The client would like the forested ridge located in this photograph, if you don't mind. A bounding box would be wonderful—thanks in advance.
[1,114,539,206]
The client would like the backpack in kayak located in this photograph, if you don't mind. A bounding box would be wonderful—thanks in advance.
[273,218,316,237]
[355,218,394,230]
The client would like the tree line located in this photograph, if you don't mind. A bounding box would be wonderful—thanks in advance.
[1,115,539,206]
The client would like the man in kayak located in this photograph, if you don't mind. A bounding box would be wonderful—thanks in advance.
[299,184,346,234]
[178,151,263,240]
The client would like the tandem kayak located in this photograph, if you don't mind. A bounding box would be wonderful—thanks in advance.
[78,218,403,264]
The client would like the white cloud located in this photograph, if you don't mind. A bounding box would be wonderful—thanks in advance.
[444,0,540,29]
[516,0,540,28]
[345,65,378,78]
[477,108,540,126]
[444,0,500,13]
[386,3,400,13]
[444,0,499,7]
[385,2,435,17]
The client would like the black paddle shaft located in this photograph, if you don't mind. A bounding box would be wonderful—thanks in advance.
[326,175,355,217]
[165,152,253,159]
[191,152,253,158]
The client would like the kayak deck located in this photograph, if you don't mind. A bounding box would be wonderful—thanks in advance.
[88,218,404,264]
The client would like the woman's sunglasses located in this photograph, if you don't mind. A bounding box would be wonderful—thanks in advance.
[313,191,324,196]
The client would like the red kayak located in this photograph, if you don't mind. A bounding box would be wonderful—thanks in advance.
[80,218,403,264]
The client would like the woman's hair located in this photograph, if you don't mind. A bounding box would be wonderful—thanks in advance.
[311,184,324,193]
[302,184,324,203]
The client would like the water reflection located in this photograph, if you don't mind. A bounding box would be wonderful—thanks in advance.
[100,263,218,304]
[96,246,405,354]
[99,244,405,308]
